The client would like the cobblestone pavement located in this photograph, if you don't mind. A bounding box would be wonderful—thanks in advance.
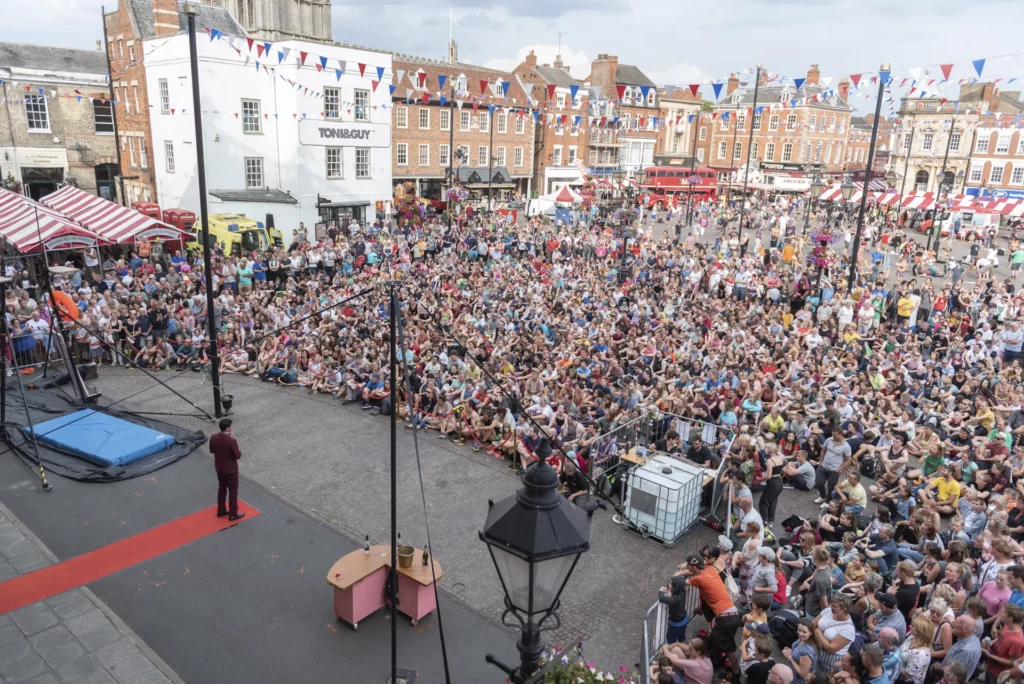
[0,501,181,684]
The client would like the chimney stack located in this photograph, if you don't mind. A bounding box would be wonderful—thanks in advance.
[726,73,739,95]
[525,49,537,68]
[553,54,563,69]
[837,77,850,101]
[806,64,820,87]
[152,0,180,37]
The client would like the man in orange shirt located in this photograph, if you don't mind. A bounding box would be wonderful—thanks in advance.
[678,554,740,673]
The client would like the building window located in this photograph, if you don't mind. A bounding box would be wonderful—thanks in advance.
[736,114,745,130]
[440,109,450,131]
[460,111,471,131]
[977,135,990,153]
[127,137,137,166]
[324,87,340,118]
[829,115,835,132]
[752,114,762,132]
[93,99,114,133]
[838,118,846,133]
[786,114,796,131]
[810,115,817,130]
[813,143,821,162]
[1012,166,1024,185]
[902,133,912,151]
[969,164,984,182]
[515,147,524,167]
[321,147,341,178]
[159,78,170,113]
[566,146,575,164]
[118,39,123,58]
[242,99,261,133]
[164,141,175,173]
[768,114,779,131]
[515,116,525,134]
[751,142,758,160]
[495,146,506,166]
[245,157,263,188]
[439,144,450,166]
[556,93,566,109]
[589,149,597,165]
[396,106,407,128]
[354,89,370,121]
[997,133,1012,154]
[479,112,489,132]
[697,149,704,162]
[418,108,430,130]
[139,139,148,168]
[552,146,562,165]
[699,126,707,141]
[949,132,961,153]
[733,141,742,160]
[128,45,135,62]
[991,165,1004,183]
[782,143,793,162]
[418,144,430,166]
[24,95,49,131]
[717,141,727,159]
[721,115,729,131]
[497,112,507,134]
[478,145,488,166]
[133,85,140,114]
[355,149,370,178]
[396,143,408,166]
[922,133,934,151]
[765,142,775,161]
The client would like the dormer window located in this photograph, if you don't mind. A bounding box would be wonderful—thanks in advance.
[731,92,741,105]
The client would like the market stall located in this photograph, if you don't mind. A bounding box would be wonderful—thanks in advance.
[0,188,107,254]
[40,186,191,249]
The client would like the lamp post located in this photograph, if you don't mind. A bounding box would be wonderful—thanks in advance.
[806,176,825,233]
[446,80,455,230]
[839,180,856,230]
[848,63,890,292]
[487,107,495,213]
[482,439,591,684]
[635,168,648,211]
[929,108,958,252]
[685,112,701,228]
[737,64,762,246]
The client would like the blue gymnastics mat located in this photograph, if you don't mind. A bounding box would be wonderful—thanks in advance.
[24,409,176,467]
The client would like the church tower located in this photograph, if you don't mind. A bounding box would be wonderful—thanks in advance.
[224,0,332,44]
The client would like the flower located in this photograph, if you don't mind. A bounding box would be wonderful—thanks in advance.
[587,662,595,669]
[620,666,629,673]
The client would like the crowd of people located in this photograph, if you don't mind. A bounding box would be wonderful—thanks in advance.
[6,188,1024,684]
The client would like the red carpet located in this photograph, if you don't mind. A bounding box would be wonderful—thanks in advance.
[0,502,260,615]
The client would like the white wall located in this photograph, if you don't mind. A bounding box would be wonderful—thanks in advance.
[145,35,392,235]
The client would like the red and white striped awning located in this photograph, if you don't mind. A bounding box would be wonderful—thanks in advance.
[976,198,1024,216]
[40,186,188,244]
[0,188,107,254]
[900,192,937,210]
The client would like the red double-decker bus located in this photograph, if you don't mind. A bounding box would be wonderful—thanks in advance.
[641,166,718,201]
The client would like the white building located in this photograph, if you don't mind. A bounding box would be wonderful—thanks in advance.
[145,34,392,244]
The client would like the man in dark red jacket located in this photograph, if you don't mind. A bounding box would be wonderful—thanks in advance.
[210,418,245,521]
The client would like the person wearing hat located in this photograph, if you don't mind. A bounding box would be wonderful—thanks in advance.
[749,547,779,600]
[867,592,907,642]
[677,553,741,673]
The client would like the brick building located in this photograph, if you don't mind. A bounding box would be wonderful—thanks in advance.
[653,87,702,166]
[709,65,854,194]
[513,50,588,195]
[844,114,894,184]
[585,54,659,179]
[0,42,119,200]
[390,44,534,203]
[104,0,243,206]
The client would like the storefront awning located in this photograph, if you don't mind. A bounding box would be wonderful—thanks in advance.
[40,186,190,244]
[0,188,108,254]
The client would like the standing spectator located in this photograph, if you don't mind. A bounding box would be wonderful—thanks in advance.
[986,604,1024,684]
[812,595,856,675]
[942,615,982,680]
[210,418,246,521]
[815,431,852,504]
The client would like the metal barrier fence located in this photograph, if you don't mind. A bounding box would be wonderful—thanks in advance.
[6,331,62,374]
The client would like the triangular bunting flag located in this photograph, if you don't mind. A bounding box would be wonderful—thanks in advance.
[417,72,426,88]
[908,67,922,83]
[256,44,265,58]
[209,28,221,41]
[712,83,723,99]
[439,74,447,91]
[570,84,579,102]
[940,64,953,80]
[396,70,406,86]
[688,84,700,97]
[317,55,327,72]
[793,77,805,89]
[501,81,510,97]
[616,84,627,100]
[278,47,290,64]
[849,74,862,88]
[376,66,385,82]
[335,69,343,81]
[639,85,650,100]
[371,80,379,92]
[480,79,489,94]
[338,60,346,76]
[973,59,985,77]
[439,96,446,107]
[358,63,367,77]
[299,51,307,65]
[246,38,254,52]
[388,84,396,96]
[820,76,833,88]
[547,83,557,101]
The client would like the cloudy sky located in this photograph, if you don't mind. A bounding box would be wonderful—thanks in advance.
[5,0,1024,111]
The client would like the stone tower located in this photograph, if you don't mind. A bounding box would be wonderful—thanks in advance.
[224,0,332,44]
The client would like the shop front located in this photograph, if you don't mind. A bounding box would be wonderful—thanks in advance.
[454,166,519,203]
[0,149,69,200]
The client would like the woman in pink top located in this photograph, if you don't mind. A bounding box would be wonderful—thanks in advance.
[978,570,1012,636]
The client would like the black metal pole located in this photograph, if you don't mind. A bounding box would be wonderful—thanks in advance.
[725,102,739,212]
[488,109,494,212]
[686,112,700,227]
[388,282,398,684]
[803,193,812,233]
[101,6,128,207]
[185,5,222,418]
[896,121,915,218]
[736,65,761,243]
[928,110,957,252]
[514,620,542,684]
[0,277,7,428]
[447,83,454,231]
[848,64,889,292]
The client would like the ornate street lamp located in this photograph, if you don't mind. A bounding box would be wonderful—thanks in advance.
[840,180,856,202]
[482,439,591,684]
[804,176,826,233]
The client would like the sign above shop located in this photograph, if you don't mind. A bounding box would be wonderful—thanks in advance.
[298,120,390,148]
[758,162,821,173]
[44,234,96,250]
[135,227,183,241]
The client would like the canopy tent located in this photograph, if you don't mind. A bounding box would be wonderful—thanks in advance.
[0,188,108,254]
[541,185,583,204]
[40,186,189,244]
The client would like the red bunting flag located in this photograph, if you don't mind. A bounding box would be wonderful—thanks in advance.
[849,74,862,88]
[940,64,953,80]
[264,113,268,119]
[616,85,627,100]
[293,113,297,119]
[234,112,238,118]
[472,100,480,112]
[421,92,430,104]
[246,38,254,52]
[170,108,175,114]
[480,79,489,94]
[24,85,30,92]
[358,63,366,77]
[417,72,427,87]
[299,51,307,65]
[371,80,379,92]
[256,44,264,58]
[688,84,700,97]
[547,84,557,101]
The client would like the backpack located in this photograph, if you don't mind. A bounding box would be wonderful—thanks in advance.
[859,456,878,480]
[768,609,800,649]
[379,395,393,416]
[780,514,804,533]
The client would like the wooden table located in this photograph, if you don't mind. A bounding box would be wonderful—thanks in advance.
[326,545,443,629]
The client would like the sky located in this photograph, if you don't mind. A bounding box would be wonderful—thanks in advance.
[5,0,1024,113]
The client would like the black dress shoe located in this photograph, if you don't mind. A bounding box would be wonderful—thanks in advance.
[228,512,246,521]
[217,511,229,518]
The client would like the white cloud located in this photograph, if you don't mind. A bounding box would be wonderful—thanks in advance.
[484,44,591,78]
[646,63,713,89]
